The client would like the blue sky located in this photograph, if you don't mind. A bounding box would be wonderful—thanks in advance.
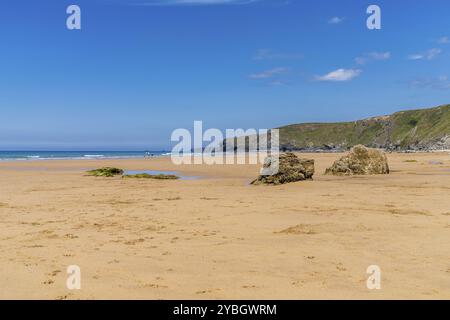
[1,0,449,150]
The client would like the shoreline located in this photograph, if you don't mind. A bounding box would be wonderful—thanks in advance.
[0,156,152,163]
[1,148,450,163]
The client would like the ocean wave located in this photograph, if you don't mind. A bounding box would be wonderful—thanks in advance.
[83,155,105,158]
[0,152,167,161]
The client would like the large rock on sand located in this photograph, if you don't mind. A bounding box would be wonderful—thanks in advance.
[251,153,314,185]
[325,145,389,176]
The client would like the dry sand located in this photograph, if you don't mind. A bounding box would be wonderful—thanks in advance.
[0,152,449,299]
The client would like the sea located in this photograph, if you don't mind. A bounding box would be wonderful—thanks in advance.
[0,151,170,161]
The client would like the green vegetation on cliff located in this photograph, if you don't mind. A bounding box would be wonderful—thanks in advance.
[278,104,450,151]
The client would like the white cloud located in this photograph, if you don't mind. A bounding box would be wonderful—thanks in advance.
[368,52,391,60]
[316,68,361,82]
[409,76,450,90]
[253,49,303,61]
[408,54,424,60]
[270,80,287,86]
[328,16,344,24]
[249,67,288,79]
[437,36,450,44]
[355,52,391,65]
[408,48,442,60]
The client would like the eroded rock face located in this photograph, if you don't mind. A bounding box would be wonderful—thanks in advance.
[325,145,389,176]
[252,153,314,185]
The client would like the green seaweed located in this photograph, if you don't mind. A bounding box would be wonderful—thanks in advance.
[86,167,124,177]
[123,173,179,180]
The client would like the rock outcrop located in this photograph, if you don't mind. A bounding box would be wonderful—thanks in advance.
[325,145,389,176]
[252,153,314,185]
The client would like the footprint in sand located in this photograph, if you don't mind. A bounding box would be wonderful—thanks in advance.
[43,279,54,285]
[63,253,75,257]
[124,238,145,245]
[64,234,79,239]
[47,270,61,277]
[107,259,120,264]
[242,285,258,289]
[138,283,168,289]
[336,263,347,272]
[55,293,74,300]
[26,244,45,248]
[196,288,221,295]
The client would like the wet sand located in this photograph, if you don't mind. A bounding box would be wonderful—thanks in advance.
[0,152,449,299]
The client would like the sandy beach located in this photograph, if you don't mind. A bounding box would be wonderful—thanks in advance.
[0,152,449,300]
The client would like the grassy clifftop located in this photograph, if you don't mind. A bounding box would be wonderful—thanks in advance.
[278,104,450,151]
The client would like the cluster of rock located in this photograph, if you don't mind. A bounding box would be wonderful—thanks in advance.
[251,153,314,185]
[253,145,389,185]
[385,135,450,152]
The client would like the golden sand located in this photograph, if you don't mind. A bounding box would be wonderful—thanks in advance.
[0,152,449,299]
